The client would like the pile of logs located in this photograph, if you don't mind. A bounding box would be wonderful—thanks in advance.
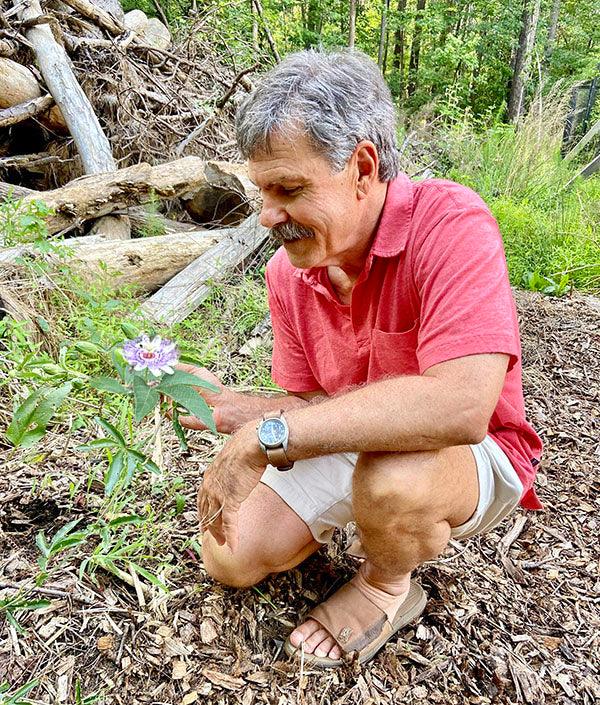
[0,2,270,328]
[0,1,255,187]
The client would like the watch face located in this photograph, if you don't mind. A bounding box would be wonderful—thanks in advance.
[259,418,287,447]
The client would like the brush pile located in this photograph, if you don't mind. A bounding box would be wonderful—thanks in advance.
[0,0,255,191]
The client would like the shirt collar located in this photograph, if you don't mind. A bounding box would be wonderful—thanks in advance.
[369,172,413,258]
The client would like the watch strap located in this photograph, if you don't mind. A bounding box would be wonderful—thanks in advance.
[266,446,293,470]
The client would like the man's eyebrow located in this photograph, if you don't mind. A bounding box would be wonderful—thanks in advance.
[254,176,306,189]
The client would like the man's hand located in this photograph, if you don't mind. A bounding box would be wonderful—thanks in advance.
[173,363,244,434]
[197,421,266,554]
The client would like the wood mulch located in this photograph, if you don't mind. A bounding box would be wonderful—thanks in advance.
[1,289,599,704]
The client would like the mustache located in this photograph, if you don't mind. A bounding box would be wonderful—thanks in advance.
[271,221,316,243]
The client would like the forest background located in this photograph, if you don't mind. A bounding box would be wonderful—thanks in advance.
[120,0,600,294]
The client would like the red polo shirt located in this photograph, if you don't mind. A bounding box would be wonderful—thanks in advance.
[265,174,543,509]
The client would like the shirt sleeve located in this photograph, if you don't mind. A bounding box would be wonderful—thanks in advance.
[265,262,321,392]
[414,206,521,373]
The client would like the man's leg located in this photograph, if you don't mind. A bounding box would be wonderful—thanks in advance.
[288,445,479,659]
[202,481,323,588]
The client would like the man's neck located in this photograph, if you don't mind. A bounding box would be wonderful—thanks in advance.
[327,181,389,301]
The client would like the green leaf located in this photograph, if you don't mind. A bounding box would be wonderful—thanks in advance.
[157,369,220,393]
[127,449,161,475]
[35,531,50,558]
[129,562,168,592]
[12,599,51,611]
[88,376,131,395]
[110,348,127,381]
[51,518,82,546]
[105,450,124,497]
[162,385,216,432]
[107,515,143,527]
[132,376,159,422]
[120,322,140,339]
[172,407,188,450]
[6,383,72,447]
[94,417,126,446]
[77,438,118,452]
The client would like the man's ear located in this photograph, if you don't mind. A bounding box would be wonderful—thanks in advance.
[354,141,380,199]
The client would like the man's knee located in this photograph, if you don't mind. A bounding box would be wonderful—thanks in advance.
[202,532,271,588]
[353,450,437,523]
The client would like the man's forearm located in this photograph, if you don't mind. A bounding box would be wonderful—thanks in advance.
[283,374,486,460]
[226,390,322,430]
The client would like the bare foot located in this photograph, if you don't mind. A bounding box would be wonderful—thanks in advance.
[289,562,411,659]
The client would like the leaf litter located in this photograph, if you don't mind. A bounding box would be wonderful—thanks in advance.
[0,289,599,704]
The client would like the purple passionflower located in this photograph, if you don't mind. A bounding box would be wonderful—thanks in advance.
[122,334,178,377]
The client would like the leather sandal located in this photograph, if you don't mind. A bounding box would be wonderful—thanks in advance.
[284,579,427,668]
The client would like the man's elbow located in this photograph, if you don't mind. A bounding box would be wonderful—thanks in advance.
[449,405,490,446]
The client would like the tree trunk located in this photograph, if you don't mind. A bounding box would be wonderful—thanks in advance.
[19,0,129,239]
[507,0,541,122]
[1,230,223,291]
[407,0,426,97]
[0,58,41,108]
[141,217,270,325]
[543,0,561,67]
[378,0,391,69]
[392,0,407,95]
[348,0,356,49]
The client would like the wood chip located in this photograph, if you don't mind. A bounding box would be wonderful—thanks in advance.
[172,660,187,680]
[202,670,246,691]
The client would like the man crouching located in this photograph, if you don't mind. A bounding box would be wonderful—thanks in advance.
[178,49,543,669]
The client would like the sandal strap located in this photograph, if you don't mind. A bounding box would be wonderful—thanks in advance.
[307,582,387,654]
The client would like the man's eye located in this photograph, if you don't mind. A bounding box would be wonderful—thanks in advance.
[282,187,301,196]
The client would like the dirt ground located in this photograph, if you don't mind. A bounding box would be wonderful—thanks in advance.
[1,289,599,705]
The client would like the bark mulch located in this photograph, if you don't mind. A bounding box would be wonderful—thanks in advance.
[0,289,598,704]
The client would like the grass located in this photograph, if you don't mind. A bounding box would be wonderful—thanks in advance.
[427,91,600,293]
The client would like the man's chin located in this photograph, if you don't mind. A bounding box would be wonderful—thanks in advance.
[282,240,320,268]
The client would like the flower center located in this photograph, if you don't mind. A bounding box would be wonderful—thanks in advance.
[141,351,156,359]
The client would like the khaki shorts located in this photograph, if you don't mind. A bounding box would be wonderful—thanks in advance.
[260,435,523,544]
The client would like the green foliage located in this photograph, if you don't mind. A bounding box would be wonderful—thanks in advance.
[0,593,50,634]
[0,680,39,705]
[6,383,72,448]
[0,198,52,248]
[78,416,161,497]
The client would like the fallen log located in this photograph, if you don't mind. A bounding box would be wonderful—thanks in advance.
[0,94,53,128]
[0,57,41,108]
[1,229,222,292]
[3,156,208,234]
[141,216,270,325]
[183,161,260,226]
[19,0,126,238]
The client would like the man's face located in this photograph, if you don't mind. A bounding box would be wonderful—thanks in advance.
[248,134,364,270]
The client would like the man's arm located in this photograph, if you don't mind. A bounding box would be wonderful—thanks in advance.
[174,363,326,433]
[283,353,509,459]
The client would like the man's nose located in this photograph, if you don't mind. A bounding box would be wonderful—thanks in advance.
[259,196,289,229]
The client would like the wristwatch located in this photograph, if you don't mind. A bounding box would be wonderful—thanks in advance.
[257,410,294,471]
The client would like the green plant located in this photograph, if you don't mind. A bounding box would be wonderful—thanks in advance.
[6,382,72,448]
[78,417,161,497]
[0,593,50,633]
[36,518,90,582]
[521,270,571,297]
[0,680,38,705]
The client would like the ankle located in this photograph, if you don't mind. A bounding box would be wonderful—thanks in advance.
[357,561,411,596]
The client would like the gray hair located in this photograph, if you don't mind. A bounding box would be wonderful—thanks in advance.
[235,50,399,182]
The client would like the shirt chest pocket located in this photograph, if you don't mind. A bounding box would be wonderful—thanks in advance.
[368,321,420,381]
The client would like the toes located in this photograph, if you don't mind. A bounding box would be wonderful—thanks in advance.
[289,618,322,648]
[314,635,337,658]
[303,628,331,654]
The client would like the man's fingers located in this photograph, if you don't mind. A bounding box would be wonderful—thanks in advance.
[221,507,239,554]
[177,413,209,430]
